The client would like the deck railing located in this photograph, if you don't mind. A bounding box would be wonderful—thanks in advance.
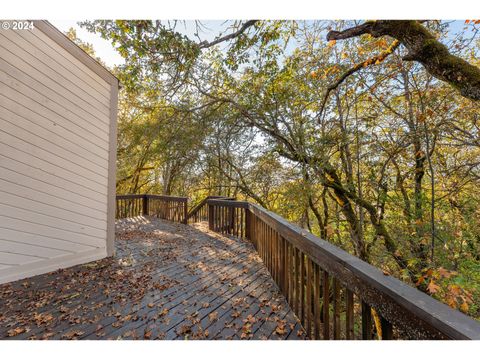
[115,193,480,339]
[204,198,480,340]
[116,194,188,223]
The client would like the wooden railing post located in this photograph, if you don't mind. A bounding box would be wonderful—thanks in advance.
[380,315,393,340]
[208,204,214,231]
[142,194,149,216]
[362,301,373,340]
[183,200,188,224]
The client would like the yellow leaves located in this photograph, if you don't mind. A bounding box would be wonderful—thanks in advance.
[208,311,218,322]
[7,327,28,337]
[323,65,341,78]
[144,328,153,339]
[376,38,388,48]
[325,173,335,182]
[61,329,85,339]
[437,267,454,279]
[416,275,425,286]
[341,52,348,60]
[427,280,440,294]
[327,40,336,47]
[33,313,54,326]
[414,218,424,226]
[147,302,155,308]
[244,314,256,324]
[449,284,462,296]
[326,224,335,237]
[460,302,469,313]
[275,321,287,335]
[332,193,345,207]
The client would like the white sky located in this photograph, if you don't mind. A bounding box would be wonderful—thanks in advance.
[51,20,124,67]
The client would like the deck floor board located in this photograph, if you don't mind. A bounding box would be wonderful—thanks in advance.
[0,217,304,340]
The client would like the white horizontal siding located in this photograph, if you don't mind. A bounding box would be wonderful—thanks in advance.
[0,24,115,284]
[0,31,110,116]
[0,157,107,212]
[20,29,111,100]
[0,240,71,259]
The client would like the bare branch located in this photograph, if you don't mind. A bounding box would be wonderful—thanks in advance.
[198,20,258,49]
[319,40,400,116]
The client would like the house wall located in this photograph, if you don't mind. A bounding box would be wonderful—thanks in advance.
[0,21,118,284]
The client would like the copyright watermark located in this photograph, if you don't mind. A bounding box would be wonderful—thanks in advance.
[0,21,34,31]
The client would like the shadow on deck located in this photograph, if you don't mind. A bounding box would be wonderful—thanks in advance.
[0,217,305,340]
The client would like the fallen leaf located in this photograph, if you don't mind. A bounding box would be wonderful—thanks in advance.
[7,327,27,337]
[427,281,440,294]
[208,312,218,322]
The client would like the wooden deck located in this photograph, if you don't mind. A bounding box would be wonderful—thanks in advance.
[0,217,305,340]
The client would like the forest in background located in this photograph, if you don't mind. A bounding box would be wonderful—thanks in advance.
[69,20,480,319]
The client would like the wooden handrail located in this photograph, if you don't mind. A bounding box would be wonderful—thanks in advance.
[205,198,480,340]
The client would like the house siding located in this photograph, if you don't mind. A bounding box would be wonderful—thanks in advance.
[0,21,118,284]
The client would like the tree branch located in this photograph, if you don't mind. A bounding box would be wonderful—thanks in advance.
[327,20,480,101]
[319,39,400,116]
[198,20,259,49]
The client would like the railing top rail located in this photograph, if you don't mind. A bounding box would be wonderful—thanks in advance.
[146,194,188,202]
[116,194,145,199]
[116,194,188,202]
[206,199,249,208]
[246,203,480,339]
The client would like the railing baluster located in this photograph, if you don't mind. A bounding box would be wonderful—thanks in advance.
[333,278,341,339]
[380,315,393,340]
[314,263,321,339]
[299,251,305,324]
[346,289,354,340]
[362,301,373,340]
[294,247,300,317]
[305,257,312,338]
[323,270,330,339]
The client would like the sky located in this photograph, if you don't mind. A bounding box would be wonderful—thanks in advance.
[51,20,123,67]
